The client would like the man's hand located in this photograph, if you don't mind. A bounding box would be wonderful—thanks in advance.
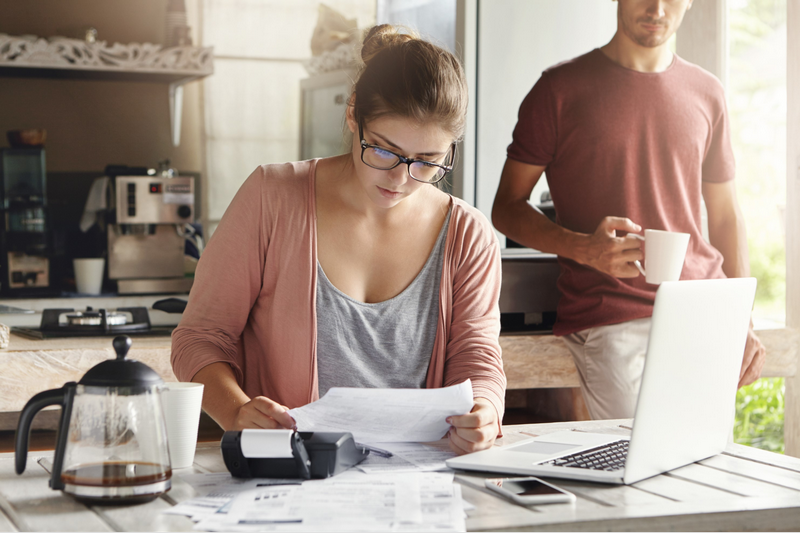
[739,325,766,388]
[574,217,644,278]
[232,396,297,431]
[447,398,499,455]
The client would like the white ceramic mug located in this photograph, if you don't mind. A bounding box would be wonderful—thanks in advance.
[73,258,105,295]
[161,382,204,469]
[630,229,690,285]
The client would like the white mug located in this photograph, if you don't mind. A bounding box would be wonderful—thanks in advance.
[630,229,690,285]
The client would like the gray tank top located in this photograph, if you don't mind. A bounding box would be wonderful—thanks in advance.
[316,208,452,397]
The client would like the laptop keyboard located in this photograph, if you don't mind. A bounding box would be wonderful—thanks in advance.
[543,440,629,472]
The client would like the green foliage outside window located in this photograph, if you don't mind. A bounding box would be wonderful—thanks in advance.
[734,377,784,453]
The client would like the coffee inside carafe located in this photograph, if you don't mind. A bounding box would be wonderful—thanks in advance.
[61,462,172,504]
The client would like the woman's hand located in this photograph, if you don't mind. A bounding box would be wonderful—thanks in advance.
[447,398,499,455]
[232,396,297,431]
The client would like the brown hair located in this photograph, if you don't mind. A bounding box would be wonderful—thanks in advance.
[352,24,468,141]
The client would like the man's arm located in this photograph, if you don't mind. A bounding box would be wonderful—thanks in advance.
[491,158,644,278]
[702,180,749,278]
[702,180,766,387]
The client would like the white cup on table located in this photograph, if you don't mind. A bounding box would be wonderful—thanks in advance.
[161,382,204,469]
[630,229,690,285]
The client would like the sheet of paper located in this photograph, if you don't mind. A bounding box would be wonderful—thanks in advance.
[240,429,294,458]
[193,472,465,532]
[164,473,301,521]
[288,380,474,443]
[357,442,456,473]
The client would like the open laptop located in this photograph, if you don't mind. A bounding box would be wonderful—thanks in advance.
[447,278,757,485]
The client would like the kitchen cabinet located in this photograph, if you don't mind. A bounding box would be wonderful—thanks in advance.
[0,34,213,146]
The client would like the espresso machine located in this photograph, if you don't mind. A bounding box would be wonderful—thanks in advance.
[0,148,52,295]
[107,171,195,294]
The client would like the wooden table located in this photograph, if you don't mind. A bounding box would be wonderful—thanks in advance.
[1,420,799,531]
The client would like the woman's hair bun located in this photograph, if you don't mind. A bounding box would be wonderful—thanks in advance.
[360,24,418,65]
[353,23,468,141]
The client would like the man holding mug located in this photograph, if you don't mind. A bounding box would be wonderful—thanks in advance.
[492,0,766,419]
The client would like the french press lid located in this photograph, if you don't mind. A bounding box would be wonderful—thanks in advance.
[79,335,164,388]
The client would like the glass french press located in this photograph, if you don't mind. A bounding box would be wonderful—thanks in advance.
[15,335,172,504]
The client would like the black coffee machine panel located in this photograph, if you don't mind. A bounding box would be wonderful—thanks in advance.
[0,148,52,295]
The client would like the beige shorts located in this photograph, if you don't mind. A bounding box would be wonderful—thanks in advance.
[562,317,652,420]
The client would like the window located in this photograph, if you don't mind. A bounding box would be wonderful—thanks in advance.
[200,0,375,235]
[729,0,787,328]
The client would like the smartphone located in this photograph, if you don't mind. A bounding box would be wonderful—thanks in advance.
[484,476,576,505]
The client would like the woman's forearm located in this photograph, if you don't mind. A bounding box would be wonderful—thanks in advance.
[191,362,251,431]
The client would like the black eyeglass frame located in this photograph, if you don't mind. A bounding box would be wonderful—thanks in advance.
[358,123,456,184]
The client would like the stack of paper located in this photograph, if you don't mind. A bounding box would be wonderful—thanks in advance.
[164,381,476,531]
[169,471,466,532]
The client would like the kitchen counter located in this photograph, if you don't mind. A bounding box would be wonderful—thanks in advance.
[2,327,798,455]
[0,332,176,430]
[0,294,188,328]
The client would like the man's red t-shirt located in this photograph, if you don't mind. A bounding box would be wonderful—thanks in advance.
[507,49,731,336]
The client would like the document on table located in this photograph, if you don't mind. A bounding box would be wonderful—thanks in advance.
[192,471,465,532]
[288,379,474,443]
[165,473,302,521]
[356,442,457,474]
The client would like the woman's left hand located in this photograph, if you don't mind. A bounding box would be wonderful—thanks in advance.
[447,397,499,455]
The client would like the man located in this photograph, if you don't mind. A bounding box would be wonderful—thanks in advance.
[492,0,766,419]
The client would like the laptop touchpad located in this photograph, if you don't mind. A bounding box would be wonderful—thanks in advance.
[512,441,581,455]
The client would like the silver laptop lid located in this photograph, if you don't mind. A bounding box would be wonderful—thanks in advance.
[623,278,756,484]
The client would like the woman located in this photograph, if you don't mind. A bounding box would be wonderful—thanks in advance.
[171,25,505,454]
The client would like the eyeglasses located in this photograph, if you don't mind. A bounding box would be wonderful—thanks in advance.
[359,123,455,184]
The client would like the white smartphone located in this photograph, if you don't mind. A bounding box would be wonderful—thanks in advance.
[484,476,576,505]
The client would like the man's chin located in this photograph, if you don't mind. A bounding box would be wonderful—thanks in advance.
[631,30,672,49]
[638,37,670,48]
[622,26,671,49]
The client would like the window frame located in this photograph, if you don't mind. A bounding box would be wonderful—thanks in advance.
[676,0,799,458]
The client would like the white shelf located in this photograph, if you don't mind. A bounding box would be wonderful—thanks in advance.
[0,34,214,146]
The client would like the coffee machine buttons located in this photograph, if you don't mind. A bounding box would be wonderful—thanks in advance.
[149,183,162,193]
[177,205,192,219]
[127,182,136,217]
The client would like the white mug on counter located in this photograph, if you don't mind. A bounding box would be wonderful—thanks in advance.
[630,229,690,285]
[73,258,105,295]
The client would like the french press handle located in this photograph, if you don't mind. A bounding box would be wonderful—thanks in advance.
[15,383,77,490]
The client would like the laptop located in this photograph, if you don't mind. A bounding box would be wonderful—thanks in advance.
[447,278,757,485]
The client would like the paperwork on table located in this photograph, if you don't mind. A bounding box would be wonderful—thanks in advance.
[165,473,301,521]
[190,471,465,532]
[356,441,456,473]
[288,379,474,443]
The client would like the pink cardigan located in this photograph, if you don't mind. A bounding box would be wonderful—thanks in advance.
[171,160,506,421]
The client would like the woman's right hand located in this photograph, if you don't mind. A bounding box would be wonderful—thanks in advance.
[232,396,297,430]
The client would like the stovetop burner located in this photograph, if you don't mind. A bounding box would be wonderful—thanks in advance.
[12,307,174,339]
